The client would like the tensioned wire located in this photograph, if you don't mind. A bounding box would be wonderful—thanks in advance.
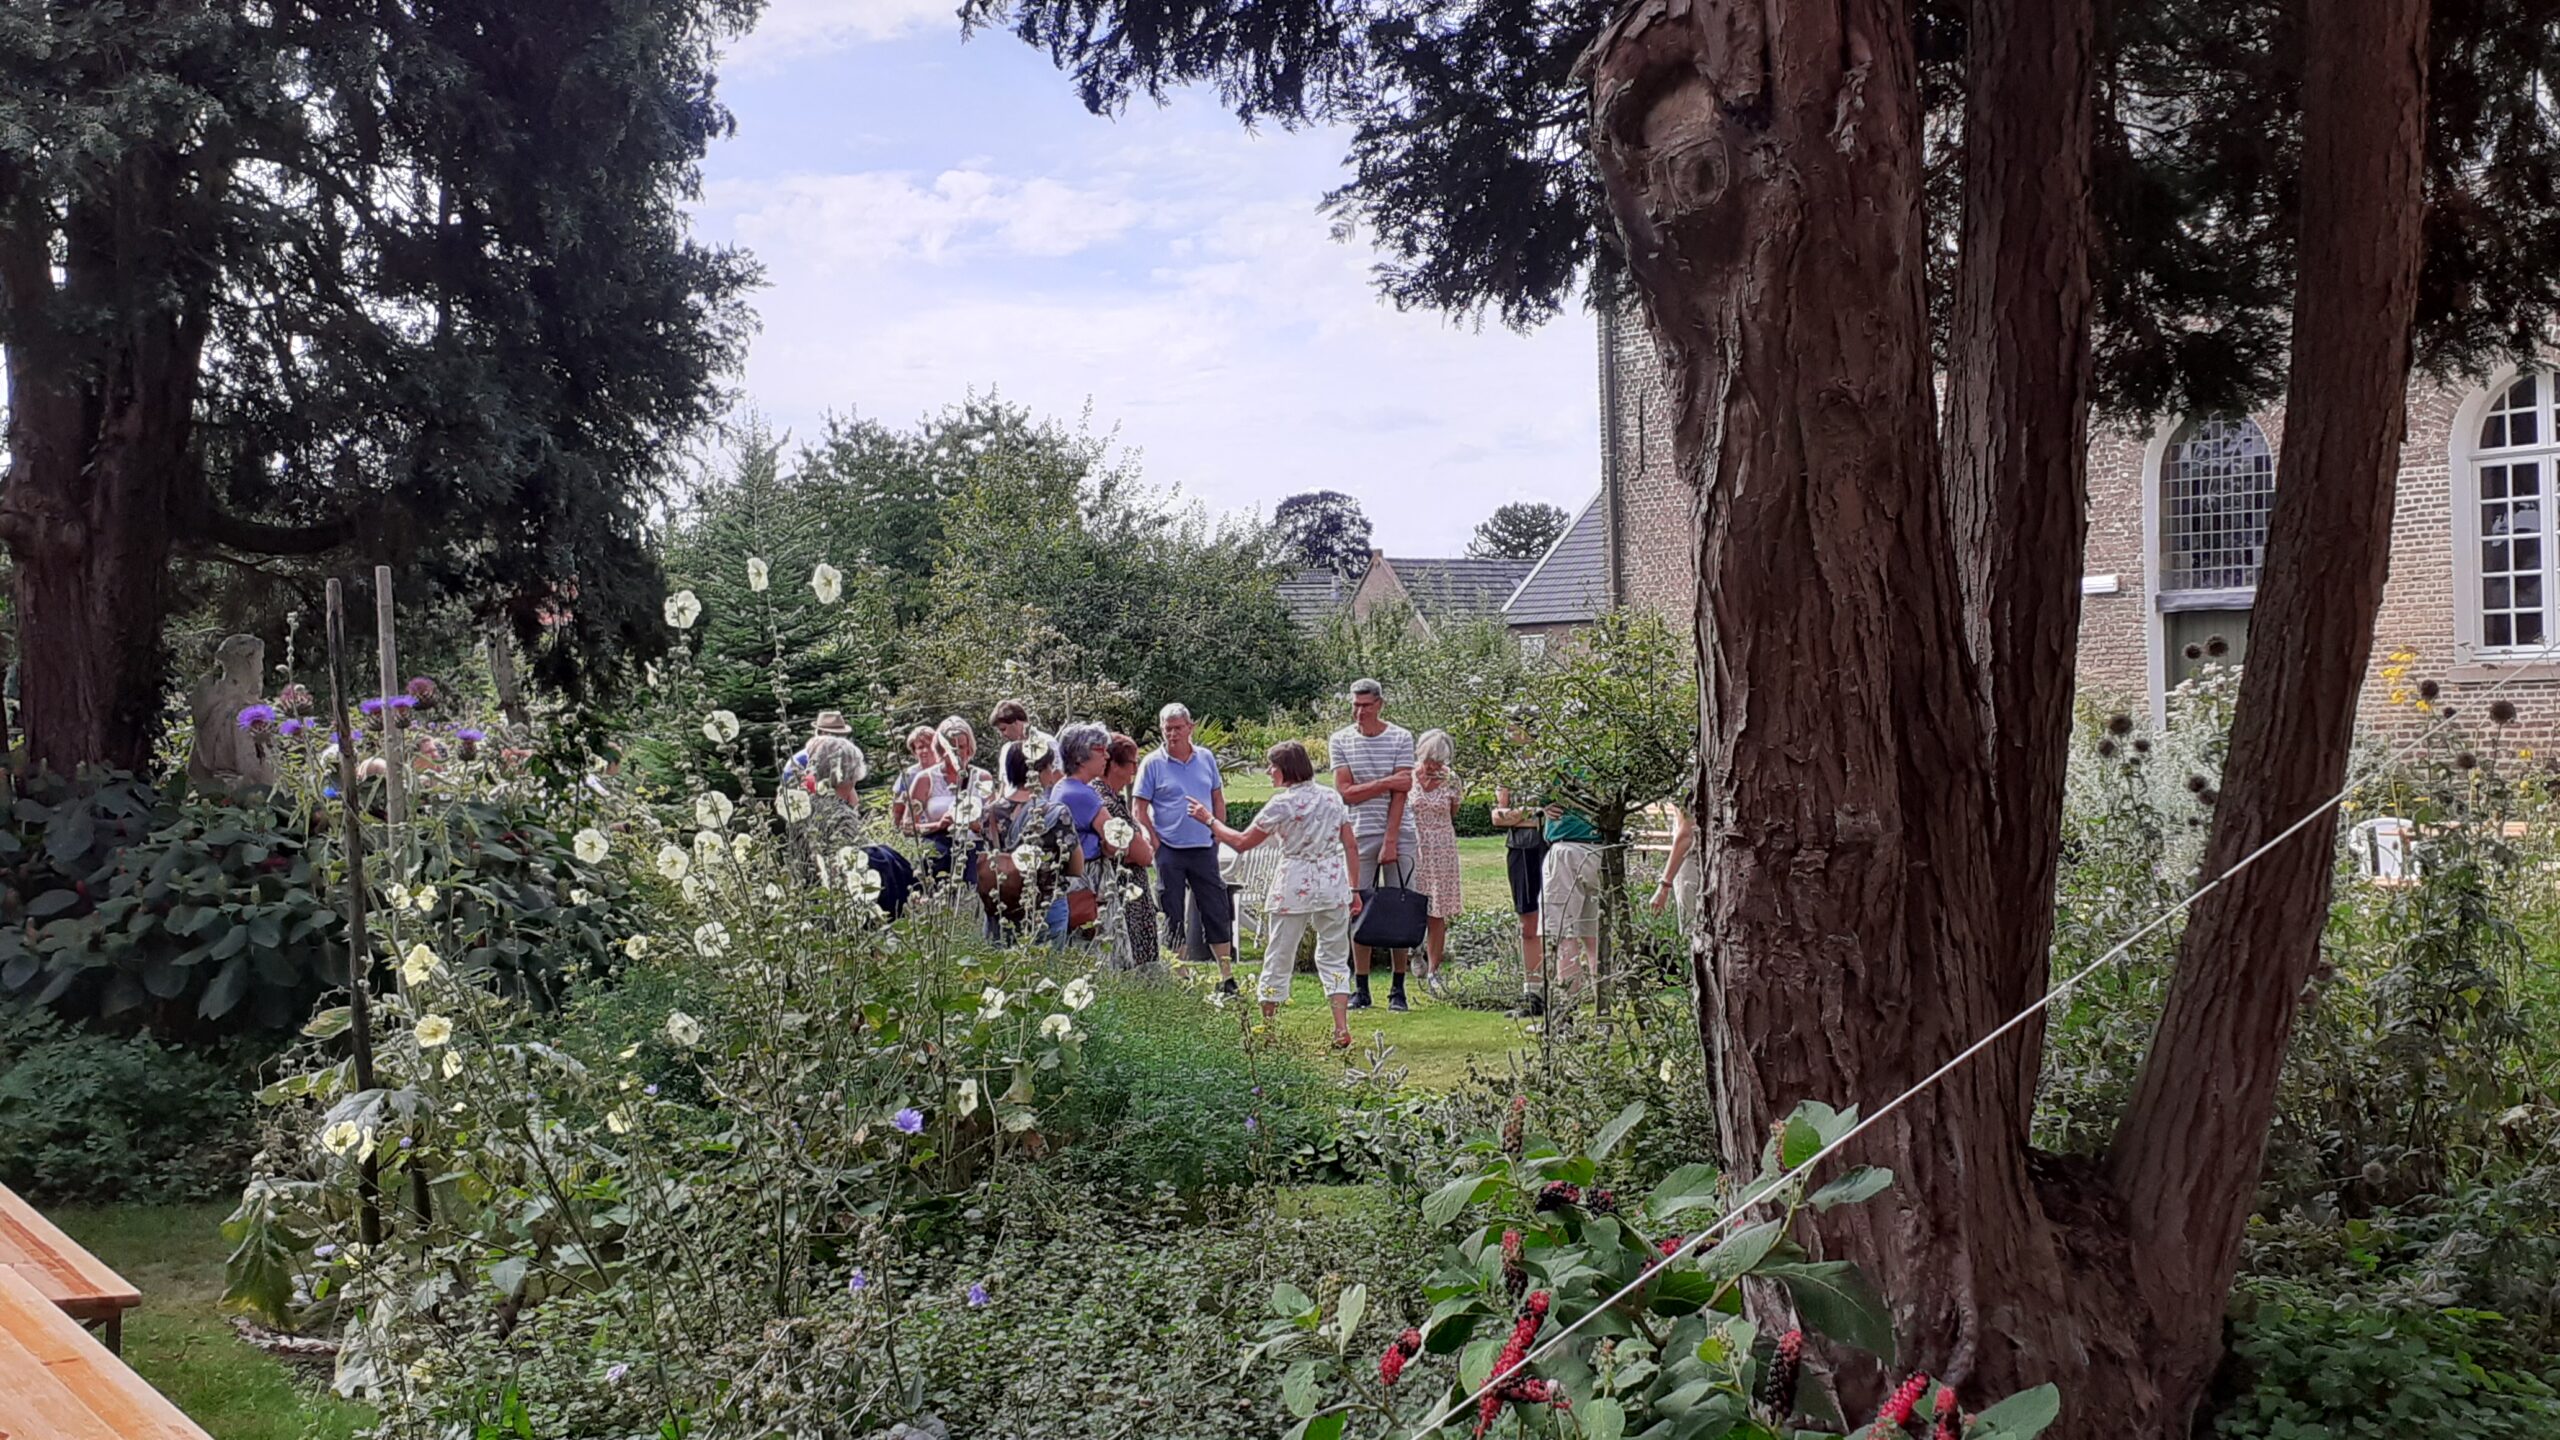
[1407,636,2559,1436]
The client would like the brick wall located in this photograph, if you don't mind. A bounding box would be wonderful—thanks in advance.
[1602,308,2560,751]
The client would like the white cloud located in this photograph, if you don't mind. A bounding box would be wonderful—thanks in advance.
[715,169,1146,270]
[723,0,963,69]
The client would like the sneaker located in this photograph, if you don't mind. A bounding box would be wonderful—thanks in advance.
[1388,991,1410,1013]
[1349,990,1372,1010]
[1506,992,1546,1019]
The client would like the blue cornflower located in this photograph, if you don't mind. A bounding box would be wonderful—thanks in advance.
[967,1282,990,1307]
[892,1107,925,1135]
[314,1243,337,1259]
[322,785,340,800]
[848,1270,869,1294]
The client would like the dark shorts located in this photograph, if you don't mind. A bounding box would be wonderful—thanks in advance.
[1156,844,1234,953]
[1508,841,1548,916]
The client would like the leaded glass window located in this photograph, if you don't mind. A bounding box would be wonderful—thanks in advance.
[2160,417,2276,593]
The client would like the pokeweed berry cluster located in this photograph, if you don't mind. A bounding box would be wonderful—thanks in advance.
[1858,1371,1972,1440]
[1377,1327,1423,1387]
[1475,1290,1568,1436]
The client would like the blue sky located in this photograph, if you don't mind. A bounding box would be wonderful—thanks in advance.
[690,0,1599,555]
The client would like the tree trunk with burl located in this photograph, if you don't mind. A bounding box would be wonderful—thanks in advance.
[1587,0,2427,1429]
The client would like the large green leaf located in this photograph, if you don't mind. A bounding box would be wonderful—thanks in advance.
[1281,1360,1319,1418]
[1972,1384,2063,1438]
[1579,1395,1626,1440]
[1423,1172,1495,1229]
[1806,1165,1894,1212]
[1590,1101,1646,1161]
[1759,1259,1895,1361]
[1334,1283,1367,1354]
[1697,1219,1784,1289]
[199,954,251,1020]
[26,889,81,919]
[1648,1162,1724,1220]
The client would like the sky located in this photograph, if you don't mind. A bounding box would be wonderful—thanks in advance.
[689,0,1600,555]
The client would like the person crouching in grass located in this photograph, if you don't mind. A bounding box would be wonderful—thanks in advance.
[1189,741,1362,1048]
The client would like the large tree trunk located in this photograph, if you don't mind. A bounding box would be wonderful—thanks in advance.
[0,159,200,777]
[2107,0,2433,1412]
[1588,0,2126,1415]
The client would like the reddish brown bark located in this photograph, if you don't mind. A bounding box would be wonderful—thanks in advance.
[1587,0,2109,1411]
[0,155,201,777]
[1592,0,2426,1429]
[2108,0,2434,1410]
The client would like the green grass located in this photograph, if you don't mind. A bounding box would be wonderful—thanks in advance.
[1259,974,1525,1091]
[1456,835,1510,914]
[50,1203,373,1440]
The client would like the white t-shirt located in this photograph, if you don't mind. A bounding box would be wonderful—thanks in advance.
[899,765,954,825]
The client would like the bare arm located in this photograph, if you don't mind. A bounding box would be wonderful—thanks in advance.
[1212,784,1227,827]
[1338,821,1365,914]
[1491,783,1533,830]
[1193,797,1269,853]
[1132,794,1158,848]
[1652,806,1697,908]
[1379,766,1413,861]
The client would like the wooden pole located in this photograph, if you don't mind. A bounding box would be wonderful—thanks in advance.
[373,567,409,876]
[324,579,384,1248]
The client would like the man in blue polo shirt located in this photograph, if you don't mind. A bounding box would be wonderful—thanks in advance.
[1133,703,1238,992]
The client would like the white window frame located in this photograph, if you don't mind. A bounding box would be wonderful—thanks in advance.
[2452,367,2560,661]
[2142,413,2276,716]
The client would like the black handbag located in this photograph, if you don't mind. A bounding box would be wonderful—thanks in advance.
[1352,858,1430,951]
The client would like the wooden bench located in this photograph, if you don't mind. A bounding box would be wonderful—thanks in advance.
[0,1185,139,1354]
[0,1266,208,1438]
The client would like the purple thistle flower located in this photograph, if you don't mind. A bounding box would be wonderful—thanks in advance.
[236,704,277,730]
[892,1107,925,1135]
[455,727,486,744]
[1244,1116,1258,1133]
[848,1270,869,1293]
[967,1282,990,1307]
[359,697,386,716]
[386,694,417,710]
[279,718,306,738]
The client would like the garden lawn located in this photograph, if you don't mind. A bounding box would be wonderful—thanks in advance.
[51,1203,372,1440]
[1263,975,1524,1091]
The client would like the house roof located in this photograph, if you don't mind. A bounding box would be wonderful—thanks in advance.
[1277,567,1356,627]
[1501,494,1607,626]
[1386,557,1538,624]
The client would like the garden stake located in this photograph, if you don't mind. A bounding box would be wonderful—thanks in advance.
[371,568,432,1226]
[325,578,384,1248]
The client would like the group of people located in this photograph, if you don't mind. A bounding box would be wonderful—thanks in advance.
[773,679,1628,1044]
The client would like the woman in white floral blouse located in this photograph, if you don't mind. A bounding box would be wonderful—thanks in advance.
[1190,741,1362,1047]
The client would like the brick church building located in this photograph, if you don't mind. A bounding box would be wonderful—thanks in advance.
[1567,308,2560,738]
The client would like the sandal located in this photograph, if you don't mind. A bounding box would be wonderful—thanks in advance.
[1331,1032,1354,1049]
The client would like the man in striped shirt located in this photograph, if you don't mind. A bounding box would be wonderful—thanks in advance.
[1329,677,1419,1010]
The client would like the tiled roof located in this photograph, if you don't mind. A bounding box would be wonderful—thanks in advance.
[1500,494,1607,626]
[1386,557,1538,623]
[1277,567,1355,627]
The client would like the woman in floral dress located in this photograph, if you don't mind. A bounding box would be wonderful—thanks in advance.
[1191,741,1362,1047]
[1409,729,1465,992]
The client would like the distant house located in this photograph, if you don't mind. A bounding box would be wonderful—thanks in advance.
[1500,495,1608,653]
[1281,552,1537,637]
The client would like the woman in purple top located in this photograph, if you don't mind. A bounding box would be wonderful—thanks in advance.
[1052,723,1112,862]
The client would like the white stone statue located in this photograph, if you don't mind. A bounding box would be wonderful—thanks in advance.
[188,634,278,794]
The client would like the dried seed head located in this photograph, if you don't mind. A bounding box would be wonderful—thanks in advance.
[2184,643,2205,661]
[2205,635,2231,658]
[2096,738,2120,759]
[2186,774,2211,794]
[2420,678,2443,700]
[2133,737,2153,754]
[2106,712,2135,736]
[2490,698,2519,725]
[2456,751,2480,771]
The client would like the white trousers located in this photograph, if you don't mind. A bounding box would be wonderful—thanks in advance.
[1261,904,1353,1003]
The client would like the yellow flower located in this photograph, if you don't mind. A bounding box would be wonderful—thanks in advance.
[401,943,439,987]
[411,884,439,913]
[414,1015,454,1048]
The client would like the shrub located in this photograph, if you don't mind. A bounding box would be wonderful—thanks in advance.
[0,1004,262,1203]
[1049,981,1335,1192]
[2214,1282,2560,1439]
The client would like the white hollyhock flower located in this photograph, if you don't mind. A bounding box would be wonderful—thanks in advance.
[952,794,984,827]
[574,828,610,864]
[664,1010,704,1048]
[414,1015,454,1048]
[956,1077,981,1118]
[1011,843,1043,872]
[702,710,741,745]
[847,866,883,904]
[729,834,756,864]
[607,1106,634,1135]
[656,845,690,881]
[410,884,439,913]
[1040,1013,1076,1042]
[694,921,729,957]
[693,830,727,868]
[835,846,867,877]
[321,1120,364,1156]
[385,882,411,911]
[623,935,650,961]
[1061,976,1096,1012]
[977,986,1009,1021]
[1102,816,1135,849]
[441,1050,463,1079]
[664,590,702,630]
[776,787,812,822]
[570,888,592,907]
[401,944,439,987]
[746,557,770,592]
[695,791,735,830]
[810,562,843,604]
